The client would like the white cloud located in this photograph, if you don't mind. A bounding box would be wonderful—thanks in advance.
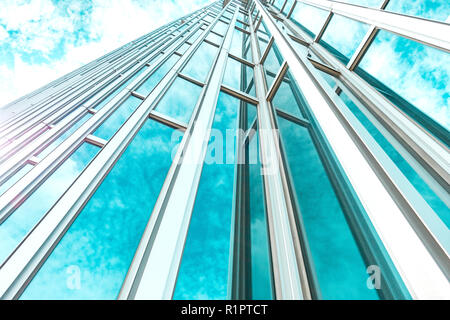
[0,0,211,107]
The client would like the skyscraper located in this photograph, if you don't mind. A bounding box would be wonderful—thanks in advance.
[0,0,448,300]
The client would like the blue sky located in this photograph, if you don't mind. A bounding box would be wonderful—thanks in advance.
[0,0,211,107]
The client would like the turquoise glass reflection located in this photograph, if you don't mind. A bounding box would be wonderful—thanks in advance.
[290,3,330,38]
[273,0,285,11]
[155,77,202,124]
[356,30,450,142]
[246,131,273,299]
[320,15,370,64]
[223,57,255,96]
[136,55,180,97]
[174,92,239,300]
[0,164,33,196]
[206,32,223,45]
[277,116,380,299]
[0,143,99,266]
[339,0,384,7]
[21,120,181,299]
[282,0,295,15]
[93,95,142,140]
[271,76,306,119]
[182,42,218,82]
[385,0,450,22]
[263,43,283,89]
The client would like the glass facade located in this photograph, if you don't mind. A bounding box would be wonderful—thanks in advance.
[0,0,448,301]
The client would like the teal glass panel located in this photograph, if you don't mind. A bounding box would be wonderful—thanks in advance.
[188,28,203,42]
[277,116,380,299]
[174,92,239,300]
[246,103,257,131]
[0,164,33,196]
[93,66,148,110]
[263,43,283,89]
[385,0,450,22]
[182,42,218,82]
[246,131,273,299]
[0,143,99,266]
[93,95,142,140]
[272,77,304,119]
[136,55,180,97]
[37,113,91,159]
[256,22,271,57]
[243,32,253,62]
[338,89,450,228]
[356,30,450,143]
[290,3,330,38]
[155,77,202,124]
[317,69,338,88]
[230,27,244,58]
[223,57,255,97]
[320,15,370,64]
[21,120,181,300]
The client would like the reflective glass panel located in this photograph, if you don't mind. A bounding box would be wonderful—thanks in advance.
[206,32,223,45]
[339,0,384,7]
[0,143,99,266]
[93,95,142,140]
[136,55,180,97]
[356,30,450,141]
[263,43,283,89]
[174,92,239,300]
[320,15,370,64]
[155,77,203,124]
[282,0,295,15]
[182,42,218,82]
[21,120,181,299]
[277,115,380,299]
[223,57,255,97]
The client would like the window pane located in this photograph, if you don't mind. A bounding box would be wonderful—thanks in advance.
[21,120,182,299]
[0,164,33,196]
[356,30,450,142]
[273,0,285,11]
[155,77,203,124]
[223,57,255,96]
[182,42,218,82]
[174,92,239,300]
[93,95,142,140]
[290,3,330,38]
[277,116,380,299]
[136,55,180,97]
[256,22,271,57]
[0,143,99,265]
[213,20,229,35]
[246,130,273,299]
[230,27,244,58]
[385,0,450,22]
[272,74,305,119]
[263,43,283,89]
[320,15,370,64]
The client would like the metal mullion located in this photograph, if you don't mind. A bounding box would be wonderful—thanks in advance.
[120,2,239,300]
[275,108,310,127]
[266,60,288,101]
[286,0,296,19]
[148,110,188,132]
[256,0,450,299]
[0,1,232,300]
[281,15,449,192]
[220,84,259,105]
[259,36,274,64]
[228,52,255,67]
[85,134,107,148]
[313,11,333,43]
[177,73,205,87]
[308,58,340,77]
[248,3,309,300]
[298,0,450,52]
